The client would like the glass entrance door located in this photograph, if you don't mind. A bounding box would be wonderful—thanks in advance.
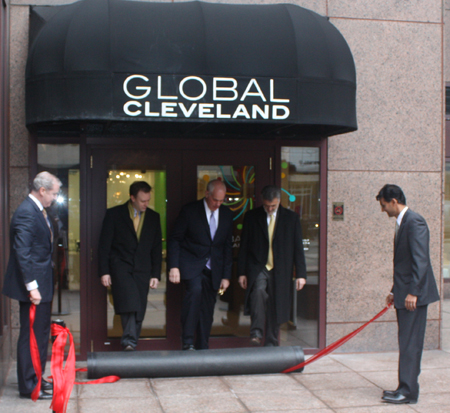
[89,148,182,351]
[88,147,271,351]
[105,168,167,339]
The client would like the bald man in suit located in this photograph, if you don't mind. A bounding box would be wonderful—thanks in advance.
[168,179,233,350]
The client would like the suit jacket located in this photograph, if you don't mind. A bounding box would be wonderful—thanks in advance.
[237,205,307,324]
[98,202,162,318]
[168,199,233,290]
[393,209,439,309]
[3,196,54,303]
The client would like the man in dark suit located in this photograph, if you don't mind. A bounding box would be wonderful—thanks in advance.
[376,184,439,404]
[3,171,61,400]
[168,179,233,350]
[238,185,306,346]
[99,181,162,351]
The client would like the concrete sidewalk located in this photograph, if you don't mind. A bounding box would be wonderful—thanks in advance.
[1,298,449,412]
[1,349,450,413]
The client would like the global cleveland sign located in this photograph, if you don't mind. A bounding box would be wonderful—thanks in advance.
[114,74,295,122]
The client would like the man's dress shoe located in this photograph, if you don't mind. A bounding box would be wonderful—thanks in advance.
[20,390,53,400]
[123,345,135,351]
[382,389,398,397]
[250,336,262,346]
[182,344,195,351]
[41,379,53,391]
[382,393,417,404]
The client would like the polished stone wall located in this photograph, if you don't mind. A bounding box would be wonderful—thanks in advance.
[327,2,443,350]
[6,0,444,354]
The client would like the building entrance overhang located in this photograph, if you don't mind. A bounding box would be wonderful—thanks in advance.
[26,0,357,137]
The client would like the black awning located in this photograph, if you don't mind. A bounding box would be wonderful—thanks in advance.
[26,0,357,137]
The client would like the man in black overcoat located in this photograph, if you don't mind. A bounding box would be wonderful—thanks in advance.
[99,181,162,350]
[3,171,61,400]
[377,184,439,404]
[238,185,307,346]
[168,179,233,350]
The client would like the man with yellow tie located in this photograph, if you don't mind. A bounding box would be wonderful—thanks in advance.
[238,185,307,346]
[99,181,162,350]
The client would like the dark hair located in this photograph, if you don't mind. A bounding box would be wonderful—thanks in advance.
[129,181,152,197]
[376,184,406,205]
[261,185,281,201]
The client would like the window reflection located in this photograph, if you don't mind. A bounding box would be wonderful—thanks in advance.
[198,166,255,337]
[280,147,320,348]
[37,144,81,353]
[443,163,450,281]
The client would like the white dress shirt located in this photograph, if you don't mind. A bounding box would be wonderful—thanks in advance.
[397,206,409,227]
[266,210,277,225]
[26,194,43,291]
[204,198,219,228]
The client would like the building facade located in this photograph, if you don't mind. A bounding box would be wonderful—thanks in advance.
[0,0,444,390]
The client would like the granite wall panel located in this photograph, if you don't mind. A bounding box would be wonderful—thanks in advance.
[329,0,441,23]
[328,19,442,172]
[9,6,29,169]
[327,171,442,323]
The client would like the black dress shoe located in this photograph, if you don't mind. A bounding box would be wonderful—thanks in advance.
[250,336,262,346]
[182,344,195,351]
[20,390,53,400]
[123,345,135,351]
[41,379,53,391]
[382,389,398,397]
[382,393,417,404]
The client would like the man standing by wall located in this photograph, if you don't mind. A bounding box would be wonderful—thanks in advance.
[376,184,439,404]
[3,171,61,400]
[168,179,233,350]
[238,185,306,346]
[99,181,162,351]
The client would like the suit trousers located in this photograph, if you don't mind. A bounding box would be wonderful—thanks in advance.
[18,301,52,394]
[120,312,143,349]
[396,305,428,400]
[181,268,217,349]
[249,269,279,346]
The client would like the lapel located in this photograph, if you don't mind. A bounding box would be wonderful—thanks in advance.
[198,199,211,240]
[394,208,409,256]
[273,205,284,241]
[27,197,52,242]
[257,206,269,240]
[120,202,136,238]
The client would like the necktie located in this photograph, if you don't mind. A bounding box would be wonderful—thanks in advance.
[42,209,53,243]
[266,214,275,270]
[210,212,217,240]
[133,212,140,232]
[206,212,217,269]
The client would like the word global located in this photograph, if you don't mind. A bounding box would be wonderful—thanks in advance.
[122,75,291,120]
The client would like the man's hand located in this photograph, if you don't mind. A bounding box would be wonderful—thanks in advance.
[405,294,417,311]
[386,293,394,306]
[296,278,306,291]
[29,289,42,305]
[149,278,159,289]
[239,275,247,290]
[169,268,181,284]
[101,274,112,287]
[219,279,230,293]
